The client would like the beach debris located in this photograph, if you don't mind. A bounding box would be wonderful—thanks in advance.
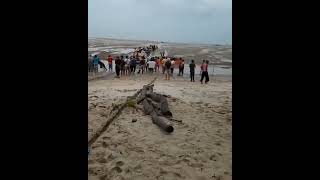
[88,77,157,147]
[126,99,136,108]
[140,84,174,133]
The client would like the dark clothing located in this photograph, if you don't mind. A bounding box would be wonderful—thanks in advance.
[115,59,121,76]
[130,65,136,73]
[189,63,196,81]
[200,71,209,83]
[189,63,195,71]
[129,59,136,73]
[179,63,184,76]
[116,66,120,76]
[165,61,171,69]
[130,59,137,66]
[120,59,125,70]
[99,61,107,70]
[115,59,121,66]
[190,71,195,81]
[179,67,184,75]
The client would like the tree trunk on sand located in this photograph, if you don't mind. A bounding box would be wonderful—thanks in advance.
[146,93,172,117]
[142,99,174,133]
[137,84,154,104]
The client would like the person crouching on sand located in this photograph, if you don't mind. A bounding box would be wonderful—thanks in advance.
[200,60,209,84]
[189,59,196,82]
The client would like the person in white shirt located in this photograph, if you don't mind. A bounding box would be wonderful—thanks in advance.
[124,56,130,75]
[147,60,156,73]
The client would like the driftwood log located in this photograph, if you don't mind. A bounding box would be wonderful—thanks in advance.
[146,92,172,117]
[140,85,174,133]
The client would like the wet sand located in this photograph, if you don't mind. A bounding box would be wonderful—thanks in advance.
[88,38,232,66]
[88,73,232,180]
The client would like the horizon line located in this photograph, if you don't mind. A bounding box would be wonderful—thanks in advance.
[88,36,232,46]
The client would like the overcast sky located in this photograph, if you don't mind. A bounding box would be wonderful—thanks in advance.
[88,0,232,44]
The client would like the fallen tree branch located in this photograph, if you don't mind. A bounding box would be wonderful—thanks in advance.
[88,77,157,147]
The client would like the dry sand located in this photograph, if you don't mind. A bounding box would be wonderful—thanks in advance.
[88,73,232,180]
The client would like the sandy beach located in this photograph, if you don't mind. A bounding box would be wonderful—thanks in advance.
[88,73,232,180]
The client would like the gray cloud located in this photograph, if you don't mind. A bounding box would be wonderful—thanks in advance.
[89,0,232,44]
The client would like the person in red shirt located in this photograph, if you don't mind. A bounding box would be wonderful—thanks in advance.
[107,55,113,72]
[200,60,209,84]
[155,57,160,72]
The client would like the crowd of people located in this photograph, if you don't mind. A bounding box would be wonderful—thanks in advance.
[88,44,210,84]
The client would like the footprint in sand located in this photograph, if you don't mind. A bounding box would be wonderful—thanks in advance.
[110,166,122,173]
[116,161,124,167]
[102,142,108,148]
[102,136,111,140]
[96,157,107,164]
[210,154,218,162]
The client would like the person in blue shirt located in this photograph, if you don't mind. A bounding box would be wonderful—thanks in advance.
[129,56,136,74]
[93,55,100,73]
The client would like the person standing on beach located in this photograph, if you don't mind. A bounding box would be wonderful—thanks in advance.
[200,60,209,84]
[200,60,205,75]
[147,60,156,73]
[155,57,160,72]
[107,55,113,72]
[145,56,149,73]
[120,56,126,76]
[165,58,172,80]
[170,58,175,75]
[178,58,185,76]
[162,57,167,74]
[140,57,146,74]
[124,55,130,76]
[115,56,121,78]
[136,56,142,74]
[189,60,196,82]
[129,56,136,74]
[93,55,100,73]
[88,55,93,73]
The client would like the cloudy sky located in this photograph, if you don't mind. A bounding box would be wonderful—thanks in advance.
[88,0,232,44]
